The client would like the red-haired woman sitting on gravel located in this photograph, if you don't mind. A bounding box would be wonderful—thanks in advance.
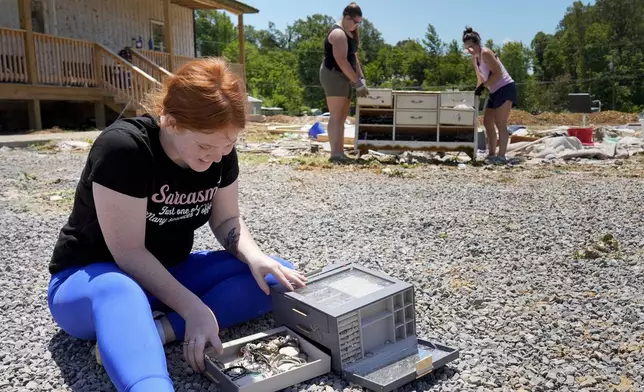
[46,57,307,392]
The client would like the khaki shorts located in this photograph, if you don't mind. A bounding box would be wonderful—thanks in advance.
[319,64,352,98]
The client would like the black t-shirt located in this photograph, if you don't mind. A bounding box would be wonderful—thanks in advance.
[48,114,239,275]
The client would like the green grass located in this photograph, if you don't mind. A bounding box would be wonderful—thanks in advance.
[573,232,622,260]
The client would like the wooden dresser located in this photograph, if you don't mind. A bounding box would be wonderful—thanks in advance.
[354,89,480,159]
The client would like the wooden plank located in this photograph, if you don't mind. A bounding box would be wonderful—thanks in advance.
[95,100,107,129]
[191,0,239,14]
[164,0,174,71]
[189,0,259,14]
[18,0,38,84]
[28,100,42,131]
[238,13,245,73]
[315,134,354,145]
[93,43,104,87]
[0,83,105,101]
[104,97,124,113]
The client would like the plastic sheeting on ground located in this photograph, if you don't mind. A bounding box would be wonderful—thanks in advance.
[507,136,644,160]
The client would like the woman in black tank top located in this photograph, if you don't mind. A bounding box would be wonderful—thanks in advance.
[319,2,369,163]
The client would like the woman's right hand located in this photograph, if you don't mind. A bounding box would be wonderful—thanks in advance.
[182,302,224,373]
[355,78,369,98]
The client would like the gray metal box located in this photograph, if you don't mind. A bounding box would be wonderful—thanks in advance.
[271,263,459,392]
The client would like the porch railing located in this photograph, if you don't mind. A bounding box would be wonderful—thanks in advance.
[130,49,172,83]
[1,27,160,109]
[172,54,192,70]
[0,27,27,83]
[136,49,192,72]
[95,44,161,107]
[137,49,172,70]
[33,33,96,87]
[136,48,245,79]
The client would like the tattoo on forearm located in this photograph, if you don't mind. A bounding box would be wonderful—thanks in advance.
[224,227,240,256]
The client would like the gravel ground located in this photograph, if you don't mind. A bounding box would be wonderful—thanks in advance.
[1,146,643,392]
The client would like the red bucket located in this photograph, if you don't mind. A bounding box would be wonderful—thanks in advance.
[568,127,594,146]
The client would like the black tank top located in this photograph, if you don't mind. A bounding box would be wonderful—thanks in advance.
[323,25,358,72]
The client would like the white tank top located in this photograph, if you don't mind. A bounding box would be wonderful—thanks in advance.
[476,49,514,93]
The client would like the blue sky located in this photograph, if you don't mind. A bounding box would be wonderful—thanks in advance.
[243,0,596,47]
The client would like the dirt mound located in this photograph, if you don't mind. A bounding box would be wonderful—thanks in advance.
[266,115,300,124]
[478,110,639,127]
[589,110,638,125]
[535,112,581,125]
[509,110,540,125]
[478,110,542,126]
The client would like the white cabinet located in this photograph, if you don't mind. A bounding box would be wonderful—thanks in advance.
[355,89,479,159]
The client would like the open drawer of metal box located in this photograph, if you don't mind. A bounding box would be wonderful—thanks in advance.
[204,326,331,392]
[342,339,459,392]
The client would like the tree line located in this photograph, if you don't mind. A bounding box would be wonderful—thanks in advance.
[195,0,644,115]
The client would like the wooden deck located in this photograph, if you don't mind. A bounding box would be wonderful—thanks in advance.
[0,27,245,131]
[1,27,161,117]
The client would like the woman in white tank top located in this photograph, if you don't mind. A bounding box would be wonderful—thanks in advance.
[462,26,518,164]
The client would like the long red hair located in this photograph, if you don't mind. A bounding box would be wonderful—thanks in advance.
[144,57,247,133]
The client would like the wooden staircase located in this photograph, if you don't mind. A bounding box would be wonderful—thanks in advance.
[94,44,164,118]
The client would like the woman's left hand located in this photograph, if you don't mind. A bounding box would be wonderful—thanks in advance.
[475,83,486,96]
[248,255,308,295]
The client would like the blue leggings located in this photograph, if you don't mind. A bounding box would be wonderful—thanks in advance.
[47,250,294,392]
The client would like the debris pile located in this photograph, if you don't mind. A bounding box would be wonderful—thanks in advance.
[55,140,92,151]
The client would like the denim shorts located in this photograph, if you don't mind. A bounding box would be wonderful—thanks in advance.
[487,82,518,109]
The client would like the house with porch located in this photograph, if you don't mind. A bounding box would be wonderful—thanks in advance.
[0,0,256,132]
